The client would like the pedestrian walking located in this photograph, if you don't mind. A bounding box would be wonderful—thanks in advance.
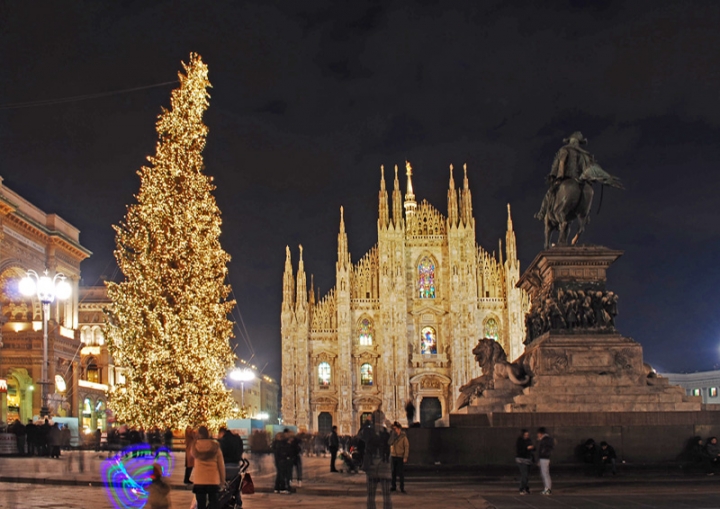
[163,428,173,449]
[364,428,392,509]
[372,404,386,433]
[328,425,340,472]
[272,430,292,493]
[515,429,534,494]
[147,463,171,509]
[184,426,196,484]
[537,427,554,495]
[26,420,37,456]
[191,425,225,509]
[48,423,62,458]
[219,427,244,507]
[405,400,415,427]
[289,433,303,487]
[388,422,409,494]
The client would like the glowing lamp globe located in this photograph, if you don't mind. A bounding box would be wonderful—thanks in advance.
[36,275,55,303]
[230,368,255,383]
[18,276,36,297]
[55,279,72,301]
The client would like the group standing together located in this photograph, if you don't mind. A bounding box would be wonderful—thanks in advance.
[515,427,554,495]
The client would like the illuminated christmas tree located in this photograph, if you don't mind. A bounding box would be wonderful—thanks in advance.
[106,53,235,430]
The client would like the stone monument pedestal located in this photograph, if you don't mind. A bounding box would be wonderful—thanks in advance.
[459,245,701,414]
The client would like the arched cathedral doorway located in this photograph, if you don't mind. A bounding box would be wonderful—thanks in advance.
[420,397,442,427]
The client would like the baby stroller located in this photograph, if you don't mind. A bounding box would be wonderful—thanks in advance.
[219,457,250,509]
[340,447,363,474]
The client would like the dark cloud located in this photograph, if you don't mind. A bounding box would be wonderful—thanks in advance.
[2,0,720,378]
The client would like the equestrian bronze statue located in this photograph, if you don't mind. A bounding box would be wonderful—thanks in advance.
[536,132,623,249]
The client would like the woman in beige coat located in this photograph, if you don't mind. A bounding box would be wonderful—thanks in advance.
[191,426,225,509]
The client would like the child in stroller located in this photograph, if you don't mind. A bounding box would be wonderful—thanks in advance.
[218,457,250,509]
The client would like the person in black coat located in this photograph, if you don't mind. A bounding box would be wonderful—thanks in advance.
[515,429,534,494]
[327,426,340,473]
[599,441,617,476]
[272,430,292,493]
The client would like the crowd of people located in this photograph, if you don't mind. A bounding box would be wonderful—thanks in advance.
[7,418,70,457]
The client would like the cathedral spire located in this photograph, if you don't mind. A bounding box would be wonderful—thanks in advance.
[505,203,518,263]
[282,245,295,311]
[460,163,474,226]
[404,160,417,217]
[447,164,459,227]
[337,206,350,270]
[391,164,403,228]
[296,244,307,310]
[378,165,389,229]
[309,274,315,306]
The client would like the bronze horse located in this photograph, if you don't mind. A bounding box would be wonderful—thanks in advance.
[544,165,623,250]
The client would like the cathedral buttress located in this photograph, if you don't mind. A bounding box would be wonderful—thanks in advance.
[378,165,389,229]
[504,204,526,361]
[447,164,459,228]
[460,164,474,227]
[294,245,310,430]
[336,207,353,435]
[446,166,479,409]
[391,165,403,229]
[281,246,297,426]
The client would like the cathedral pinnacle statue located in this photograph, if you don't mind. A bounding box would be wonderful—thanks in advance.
[536,132,624,249]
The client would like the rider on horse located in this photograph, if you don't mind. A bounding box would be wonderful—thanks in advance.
[536,131,594,221]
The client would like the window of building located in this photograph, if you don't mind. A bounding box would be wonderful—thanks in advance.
[81,326,92,345]
[358,318,373,346]
[692,388,701,397]
[421,326,437,355]
[318,362,331,386]
[484,318,499,341]
[86,360,99,383]
[711,388,718,398]
[418,257,436,299]
[360,363,373,386]
[93,327,105,346]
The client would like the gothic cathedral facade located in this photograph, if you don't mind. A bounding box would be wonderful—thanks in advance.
[281,163,528,435]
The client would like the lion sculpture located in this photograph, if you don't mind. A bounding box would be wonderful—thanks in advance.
[456,338,531,410]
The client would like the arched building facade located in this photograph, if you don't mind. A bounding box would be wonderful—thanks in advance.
[281,163,529,435]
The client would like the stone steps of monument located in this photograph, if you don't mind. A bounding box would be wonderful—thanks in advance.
[522,384,686,396]
[512,392,688,405]
[504,401,702,413]
[527,374,679,388]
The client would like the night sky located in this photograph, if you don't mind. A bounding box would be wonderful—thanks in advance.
[2,1,719,380]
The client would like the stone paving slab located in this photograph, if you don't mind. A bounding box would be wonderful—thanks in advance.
[3,452,720,508]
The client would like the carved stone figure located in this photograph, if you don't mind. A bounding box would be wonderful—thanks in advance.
[536,132,624,249]
[524,286,620,343]
[456,339,530,409]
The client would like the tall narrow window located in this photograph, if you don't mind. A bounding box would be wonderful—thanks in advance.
[318,362,331,386]
[484,318,499,341]
[421,326,437,355]
[360,363,373,386]
[418,257,436,299]
[358,318,373,346]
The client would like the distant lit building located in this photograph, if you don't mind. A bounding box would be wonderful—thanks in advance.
[662,370,720,404]
[228,360,279,423]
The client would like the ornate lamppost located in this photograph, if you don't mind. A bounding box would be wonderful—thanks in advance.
[19,270,71,417]
[230,368,255,418]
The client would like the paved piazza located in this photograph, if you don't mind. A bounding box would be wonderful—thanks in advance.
[1,453,720,508]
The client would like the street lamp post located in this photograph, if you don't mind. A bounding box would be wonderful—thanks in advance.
[19,269,71,417]
[230,368,255,418]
